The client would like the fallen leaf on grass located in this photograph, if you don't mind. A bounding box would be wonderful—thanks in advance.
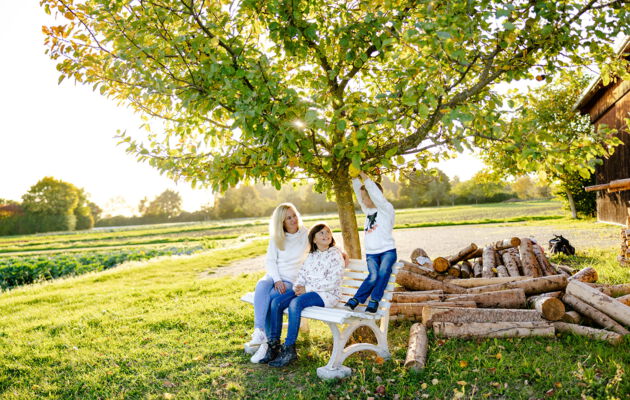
[456,381,467,386]
[163,393,175,399]
[554,382,562,388]
[545,389,555,397]
[162,381,176,388]
[421,383,427,389]
[459,360,468,368]
[375,356,385,365]
[495,353,502,360]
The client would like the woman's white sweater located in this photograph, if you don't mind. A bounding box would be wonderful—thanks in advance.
[265,227,309,283]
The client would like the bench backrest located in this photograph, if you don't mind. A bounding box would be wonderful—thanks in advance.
[335,259,400,316]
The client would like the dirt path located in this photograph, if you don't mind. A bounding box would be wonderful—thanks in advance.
[206,222,621,278]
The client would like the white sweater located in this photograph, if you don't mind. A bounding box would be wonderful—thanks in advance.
[265,227,309,283]
[352,178,396,255]
[294,246,345,307]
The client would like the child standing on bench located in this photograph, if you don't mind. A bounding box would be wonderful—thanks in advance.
[345,170,397,313]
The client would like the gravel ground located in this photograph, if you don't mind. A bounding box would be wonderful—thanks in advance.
[206,222,621,278]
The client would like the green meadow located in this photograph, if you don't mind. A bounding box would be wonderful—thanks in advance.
[1,201,628,399]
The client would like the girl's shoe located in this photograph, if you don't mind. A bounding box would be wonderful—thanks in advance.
[365,300,379,313]
[258,340,281,364]
[269,344,297,367]
[344,298,359,310]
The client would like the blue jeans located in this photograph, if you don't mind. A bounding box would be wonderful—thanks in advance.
[354,249,397,303]
[269,291,324,346]
[253,275,293,336]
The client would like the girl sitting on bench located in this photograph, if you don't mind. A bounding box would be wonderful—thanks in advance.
[258,223,345,367]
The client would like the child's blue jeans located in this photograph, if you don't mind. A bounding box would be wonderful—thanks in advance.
[354,248,397,303]
[268,290,324,346]
[253,275,293,336]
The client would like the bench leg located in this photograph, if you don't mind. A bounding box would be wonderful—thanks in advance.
[316,318,391,380]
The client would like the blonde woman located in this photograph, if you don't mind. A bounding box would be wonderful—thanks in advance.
[247,203,309,362]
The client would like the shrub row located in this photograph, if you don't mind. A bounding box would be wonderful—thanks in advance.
[0,246,202,290]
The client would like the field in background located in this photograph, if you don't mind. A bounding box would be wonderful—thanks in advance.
[0,200,564,256]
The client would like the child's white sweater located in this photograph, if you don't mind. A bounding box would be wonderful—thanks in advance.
[352,178,396,255]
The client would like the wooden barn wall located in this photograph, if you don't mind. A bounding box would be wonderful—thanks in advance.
[590,79,630,225]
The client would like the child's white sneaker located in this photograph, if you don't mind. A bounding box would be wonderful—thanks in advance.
[250,342,269,363]
[246,328,267,347]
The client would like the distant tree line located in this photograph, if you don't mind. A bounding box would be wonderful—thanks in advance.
[0,177,100,235]
[1,171,556,234]
[97,168,554,227]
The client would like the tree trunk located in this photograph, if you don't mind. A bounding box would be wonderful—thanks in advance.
[561,293,630,335]
[395,269,467,293]
[444,288,527,309]
[593,283,630,297]
[553,322,623,345]
[496,265,509,278]
[433,321,554,338]
[526,295,565,321]
[519,238,542,277]
[333,176,361,258]
[460,260,472,279]
[400,260,441,279]
[390,301,476,318]
[405,323,428,371]
[493,237,521,251]
[467,274,568,295]
[565,281,630,328]
[392,292,444,303]
[481,247,496,278]
[472,259,483,278]
[448,276,529,288]
[447,243,478,265]
[616,294,630,306]
[531,243,556,276]
[422,306,544,327]
[561,311,582,324]
[565,188,578,219]
[568,267,598,283]
[432,257,450,273]
[501,250,522,277]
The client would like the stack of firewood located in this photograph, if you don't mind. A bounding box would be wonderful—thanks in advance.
[408,237,561,281]
[620,228,629,267]
[394,243,630,371]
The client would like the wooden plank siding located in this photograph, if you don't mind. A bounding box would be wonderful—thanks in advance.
[577,40,630,226]
[592,81,630,225]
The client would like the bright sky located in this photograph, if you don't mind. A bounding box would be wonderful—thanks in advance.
[0,2,483,217]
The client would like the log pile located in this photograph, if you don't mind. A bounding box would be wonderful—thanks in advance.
[397,244,630,370]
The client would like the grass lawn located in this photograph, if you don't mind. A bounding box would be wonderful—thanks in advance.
[1,239,628,399]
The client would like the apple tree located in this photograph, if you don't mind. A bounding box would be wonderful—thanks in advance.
[41,0,629,256]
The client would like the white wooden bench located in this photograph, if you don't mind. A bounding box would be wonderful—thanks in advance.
[241,259,401,380]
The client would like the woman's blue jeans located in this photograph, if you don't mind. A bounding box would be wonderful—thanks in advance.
[253,275,293,336]
[353,248,397,303]
[268,290,324,346]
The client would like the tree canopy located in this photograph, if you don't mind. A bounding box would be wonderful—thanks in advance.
[478,70,623,217]
[41,0,629,255]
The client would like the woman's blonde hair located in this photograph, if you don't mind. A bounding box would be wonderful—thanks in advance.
[270,203,303,250]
